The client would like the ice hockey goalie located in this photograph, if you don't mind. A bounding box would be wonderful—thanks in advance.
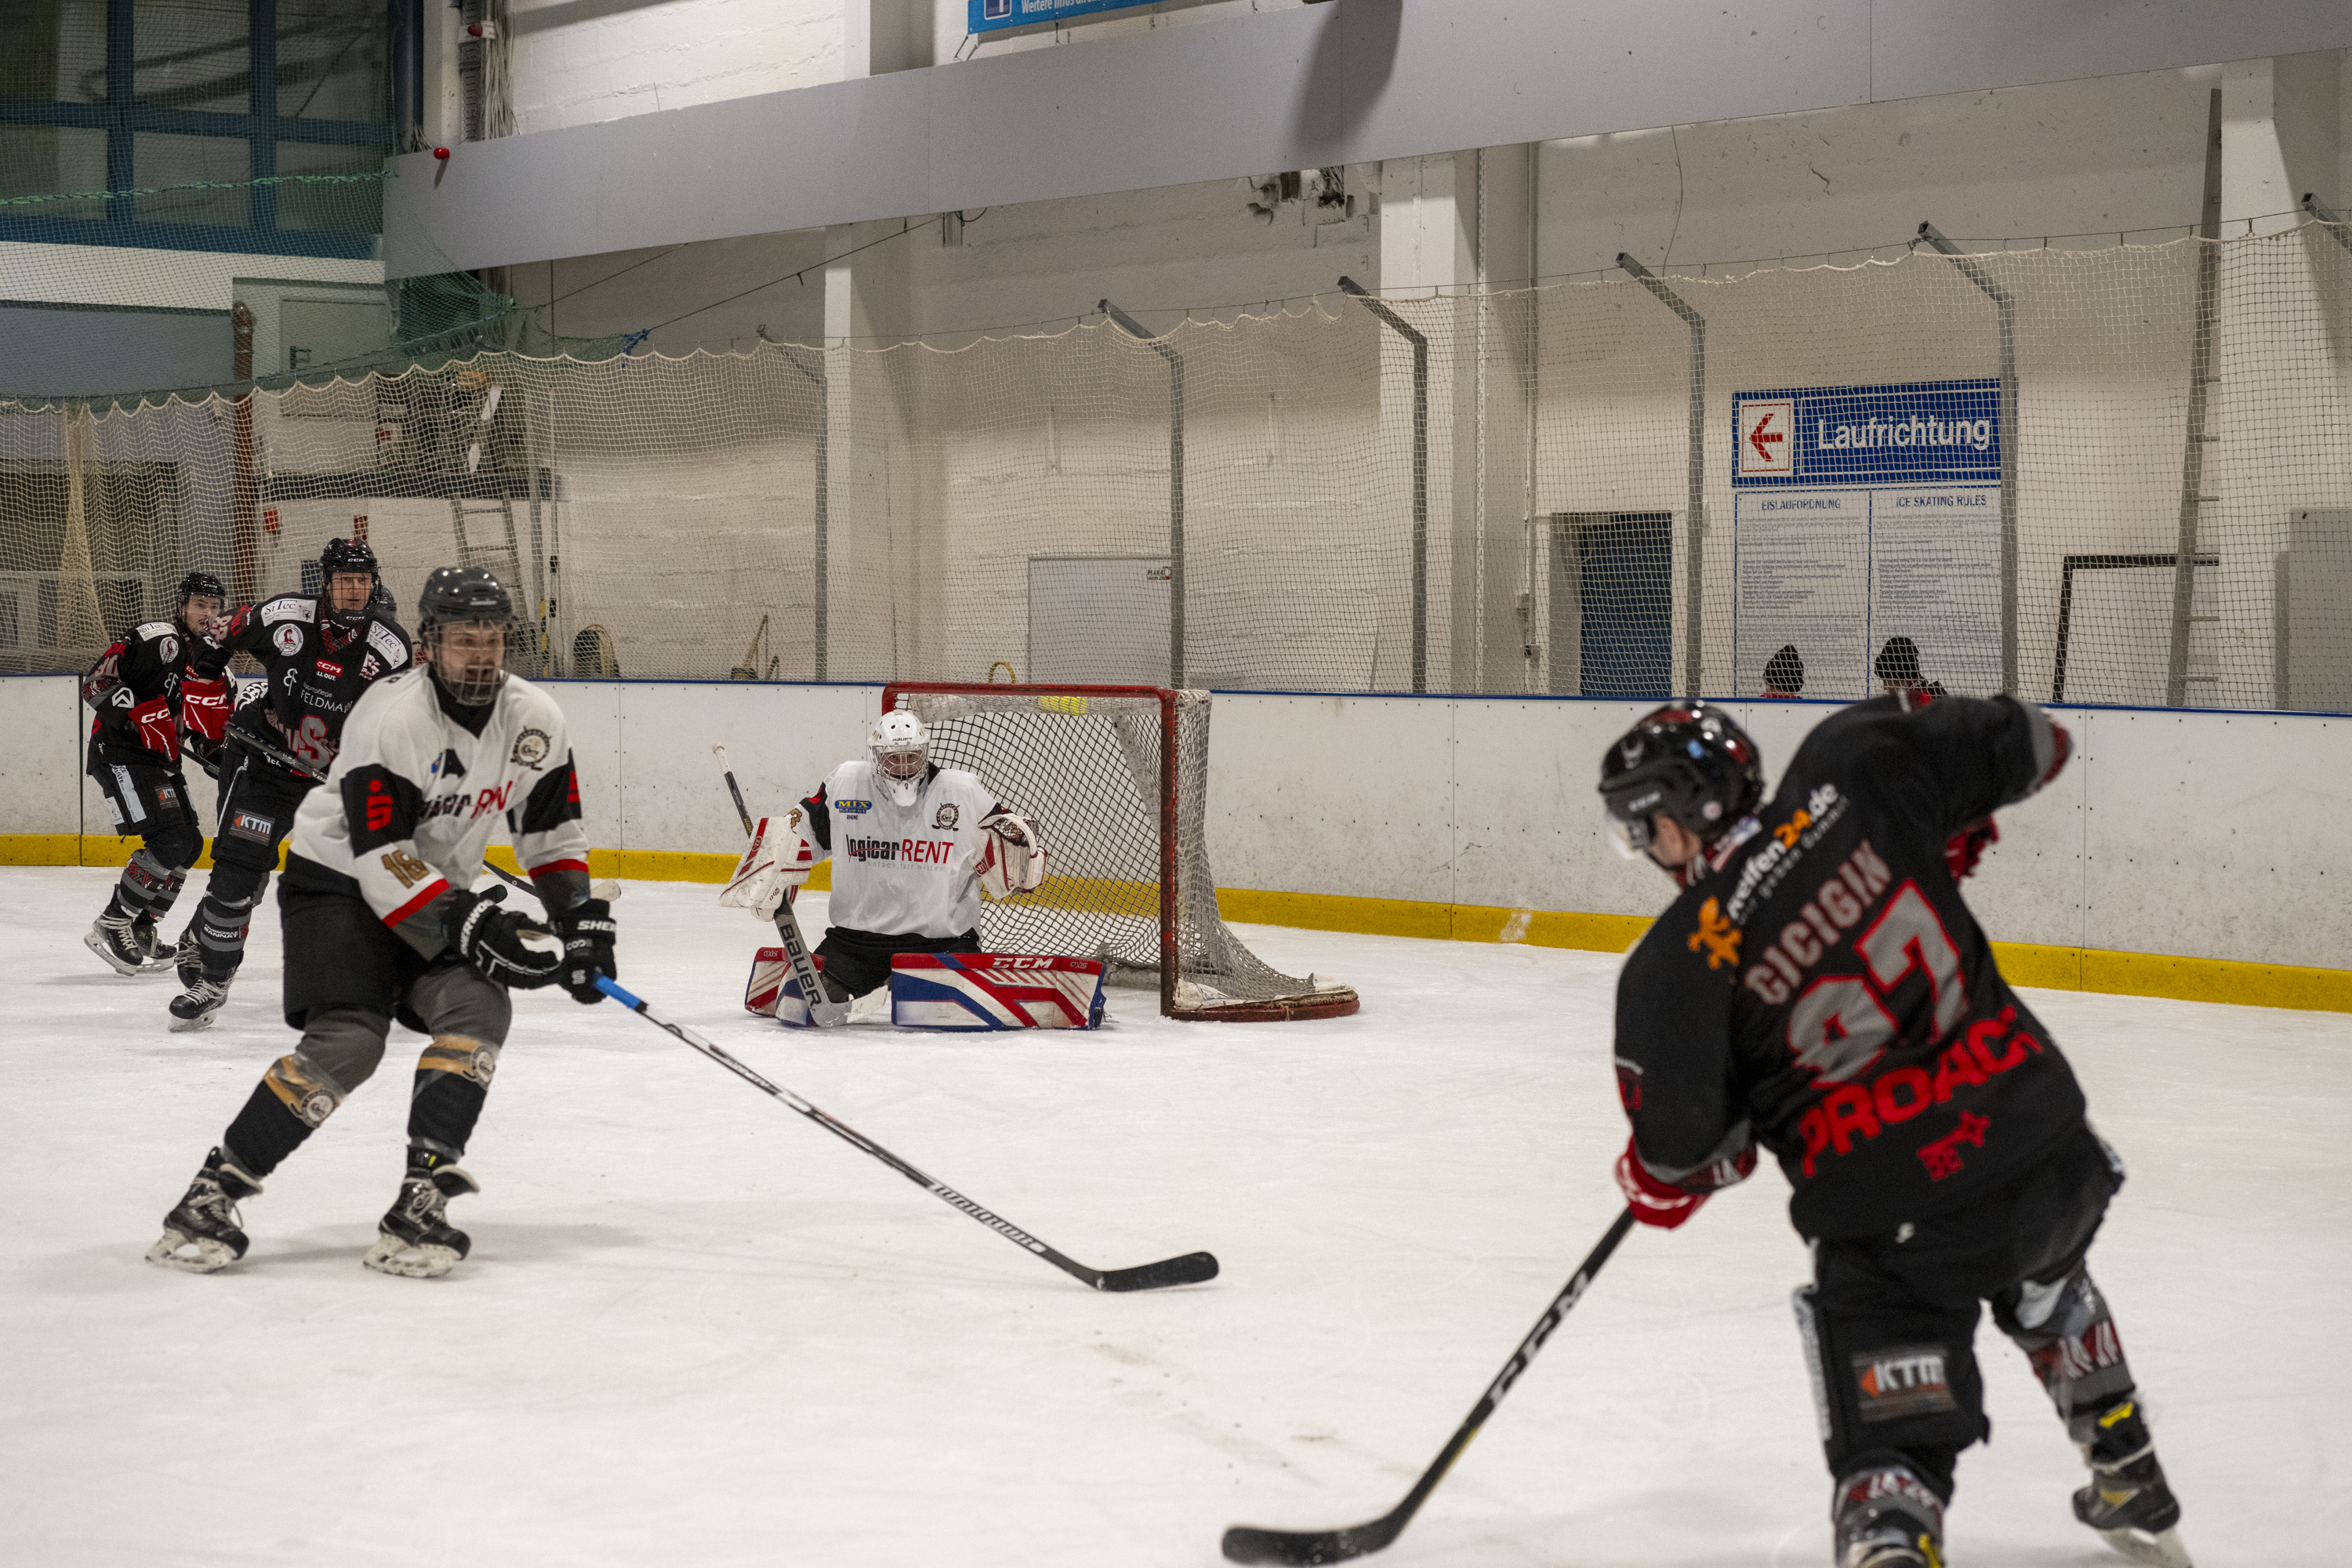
[724,710,1090,1029]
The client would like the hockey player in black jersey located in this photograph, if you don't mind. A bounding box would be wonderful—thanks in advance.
[165,538,412,1029]
[82,571,232,975]
[1599,699,2190,1568]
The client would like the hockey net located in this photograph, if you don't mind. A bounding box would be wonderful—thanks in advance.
[881,682,1358,1022]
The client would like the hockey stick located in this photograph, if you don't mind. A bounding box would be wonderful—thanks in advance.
[592,973,1218,1292]
[481,857,622,906]
[1220,1207,1639,1565]
[713,743,848,1027]
[715,743,756,837]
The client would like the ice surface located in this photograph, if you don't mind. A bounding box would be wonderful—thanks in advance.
[3,866,2343,1566]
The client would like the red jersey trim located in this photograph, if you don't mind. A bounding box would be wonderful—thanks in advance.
[384,877,450,927]
[529,858,590,878]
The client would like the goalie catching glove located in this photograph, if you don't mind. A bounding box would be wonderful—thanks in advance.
[719,812,818,921]
[974,808,1046,900]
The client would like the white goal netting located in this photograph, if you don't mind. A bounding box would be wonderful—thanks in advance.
[3,222,2349,713]
[888,683,1358,1021]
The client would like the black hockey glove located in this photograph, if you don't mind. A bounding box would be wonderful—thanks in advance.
[551,898,617,1005]
[447,886,563,990]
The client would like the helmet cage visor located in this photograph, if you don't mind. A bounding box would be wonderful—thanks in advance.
[427,619,507,706]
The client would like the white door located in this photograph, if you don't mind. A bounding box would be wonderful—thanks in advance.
[1028,555,1172,685]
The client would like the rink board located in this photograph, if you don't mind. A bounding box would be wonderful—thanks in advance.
[5,675,2347,1011]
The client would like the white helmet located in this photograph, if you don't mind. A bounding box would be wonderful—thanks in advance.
[869,710,931,807]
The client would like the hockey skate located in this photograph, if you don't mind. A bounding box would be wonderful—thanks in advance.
[132,913,174,971]
[172,925,202,987]
[1832,1465,1945,1568]
[2075,1401,2192,1568]
[147,1148,262,1273]
[85,912,148,976]
[364,1161,480,1279]
[168,975,232,1032]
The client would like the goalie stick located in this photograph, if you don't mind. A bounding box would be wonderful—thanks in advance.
[592,973,1218,1292]
[713,743,848,1027]
[1220,1207,1638,1565]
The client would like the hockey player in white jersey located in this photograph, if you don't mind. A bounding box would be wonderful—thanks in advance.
[147,566,619,1279]
[724,709,1046,1002]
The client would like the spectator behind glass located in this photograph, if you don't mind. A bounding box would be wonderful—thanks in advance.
[1874,634,1948,699]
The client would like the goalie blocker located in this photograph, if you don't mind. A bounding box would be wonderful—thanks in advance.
[746,949,1108,1031]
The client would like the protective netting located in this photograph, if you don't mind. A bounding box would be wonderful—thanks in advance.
[890,684,1356,1018]
[2,222,2350,710]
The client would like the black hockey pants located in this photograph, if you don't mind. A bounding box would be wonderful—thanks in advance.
[188,749,310,981]
[90,755,200,922]
[1795,1121,2137,1501]
[812,924,984,999]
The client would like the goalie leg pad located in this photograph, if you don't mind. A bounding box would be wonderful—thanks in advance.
[888,953,1107,1031]
[751,951,840,1028]
[744,946,791,1018]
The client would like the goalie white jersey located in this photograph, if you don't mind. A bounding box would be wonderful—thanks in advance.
[802,760,1008,939]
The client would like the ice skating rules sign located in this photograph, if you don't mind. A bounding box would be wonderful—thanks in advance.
[1731,379,2001,699]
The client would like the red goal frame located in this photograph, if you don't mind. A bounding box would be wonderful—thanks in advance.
[880,681,1358,1022]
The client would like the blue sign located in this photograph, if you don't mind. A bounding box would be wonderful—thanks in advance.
[1731,378,1999,488]
[971,0,1158,32]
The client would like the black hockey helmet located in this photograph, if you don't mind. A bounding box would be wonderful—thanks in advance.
[417,564,512,705]
[319,537,379,627]
[1598,702,1765,858]
[174,570,227,633]
[1763,644,1804,695]
[417,564,511,630]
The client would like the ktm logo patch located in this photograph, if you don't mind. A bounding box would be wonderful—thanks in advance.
[1852,1346,1957,1421]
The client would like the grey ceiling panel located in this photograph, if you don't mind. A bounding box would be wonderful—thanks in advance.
[384,0,2345,277]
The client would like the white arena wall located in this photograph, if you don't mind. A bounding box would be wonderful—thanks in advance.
[5,673,2347,1004]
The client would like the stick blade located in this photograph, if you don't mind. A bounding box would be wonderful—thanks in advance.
[1096,1250,1218,1292]
[1221,1519,1396,1566]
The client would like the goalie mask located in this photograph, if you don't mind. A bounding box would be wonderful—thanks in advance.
[869,710,931,808]
[1597,702,1764,861]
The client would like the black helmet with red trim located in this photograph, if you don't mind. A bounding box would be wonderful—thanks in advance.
[1597,702,1765,858]
[319,536,379,628]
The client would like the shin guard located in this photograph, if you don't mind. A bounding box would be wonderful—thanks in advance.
[408,1035,499,1156]
[1998,1265,2137,1439]
[221,1052,345,1178]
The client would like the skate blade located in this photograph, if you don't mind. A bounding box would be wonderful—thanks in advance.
[363,1234,459,1279]
[2100,1525,2193,1568]
[167,1007,221,1033]
[85,930,145,977]
[146,1230,240,1273]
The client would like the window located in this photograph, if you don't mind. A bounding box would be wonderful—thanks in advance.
[0,0,390,259]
